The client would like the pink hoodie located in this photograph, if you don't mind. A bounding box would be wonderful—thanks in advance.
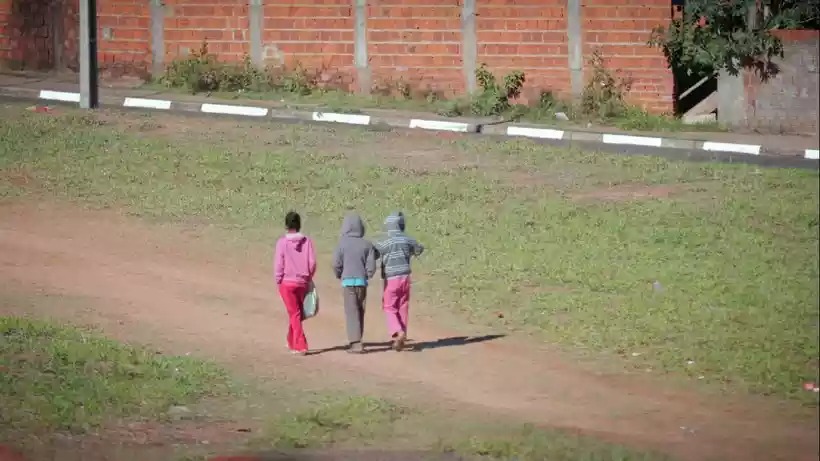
[274,232,316,287]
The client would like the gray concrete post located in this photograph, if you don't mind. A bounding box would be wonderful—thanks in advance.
[51,0,63,69]
[249,0,263,68]
[567,0,583,99]
[354,0,370,94]
[150,0,165,78]
[462,0,477,93]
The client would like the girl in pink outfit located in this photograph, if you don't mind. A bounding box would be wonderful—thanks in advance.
[274,211,316,355]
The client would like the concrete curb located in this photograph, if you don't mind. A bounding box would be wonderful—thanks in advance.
[2,86,817,161]
[483,123,817,159]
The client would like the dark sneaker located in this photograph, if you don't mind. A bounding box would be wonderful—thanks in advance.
[393,332,406,351]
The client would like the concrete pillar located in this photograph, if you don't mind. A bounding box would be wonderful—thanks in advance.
[354,0,370,94]
[567,0,583,99]
[249,0,263,68]
[50,0,63,69]
[717,69,746,127]
[150,0,165,78]
[461,0,477,93]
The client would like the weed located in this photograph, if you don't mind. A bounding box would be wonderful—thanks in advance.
[0,316,231,433]
[276,63,316,96]
[160,41,315,96]
[435,65,526,118]
[581,49,633,119]
[469,64,526,116]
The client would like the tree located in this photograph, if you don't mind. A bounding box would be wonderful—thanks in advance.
[649,0,820,80]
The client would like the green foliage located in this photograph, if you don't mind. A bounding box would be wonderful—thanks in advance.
[160,41,315,95]
[580,50,632,119]
[440,65,526,117]
[470,64,526,116]
[649,0,820,79]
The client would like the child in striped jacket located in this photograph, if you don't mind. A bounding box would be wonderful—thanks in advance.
[374,211,424,351]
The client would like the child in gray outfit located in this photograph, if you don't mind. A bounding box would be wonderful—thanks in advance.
[332,212,377,353]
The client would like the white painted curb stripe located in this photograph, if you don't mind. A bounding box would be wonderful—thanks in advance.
[602,133,663,148]
[123,97,171,110]
[805,149,819,160]
[312,112,371,125]
[200,103,268,117]
[39,90,80,103]
[409,119,470,132]
[506,126,564,140]
[701,141,761,155]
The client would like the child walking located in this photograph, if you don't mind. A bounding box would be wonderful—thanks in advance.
[274,211,316,356]
[332,212,377,354]
[374,211,424,351]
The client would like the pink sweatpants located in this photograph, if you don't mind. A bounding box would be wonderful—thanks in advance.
[382,275,411,337]
[279,282,308,352]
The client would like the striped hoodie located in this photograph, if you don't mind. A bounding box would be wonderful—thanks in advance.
[374,211,424,279]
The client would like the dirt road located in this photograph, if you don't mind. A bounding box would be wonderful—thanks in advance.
[0,201,816,461]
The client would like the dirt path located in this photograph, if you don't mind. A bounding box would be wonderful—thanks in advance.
[0,201,816,461]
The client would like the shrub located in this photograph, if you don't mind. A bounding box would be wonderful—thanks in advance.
[580,50,632,119]
[470,64,526,116]
[438,65,526,117]
[160,41,315,96]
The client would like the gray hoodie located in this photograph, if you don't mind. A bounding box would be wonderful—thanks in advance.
[374,211,424,279]
[332,213,377,283]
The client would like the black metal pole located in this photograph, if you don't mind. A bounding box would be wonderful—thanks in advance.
[79,0,99,109]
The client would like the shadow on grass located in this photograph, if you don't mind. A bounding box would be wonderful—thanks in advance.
[313,334,505,355]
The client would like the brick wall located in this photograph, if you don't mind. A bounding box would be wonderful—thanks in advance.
[582,0,673,113]
[0,0,54,70]
[0,0,11,65]
[165,0,247,64]
[369,0,462,96]
[97,0,150,75]
[263,1,354,90]
[740,30,819,135]
[0,0,674,112]
[477,0,569,100]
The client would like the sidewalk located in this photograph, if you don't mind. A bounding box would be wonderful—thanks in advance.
[1,71,817,160]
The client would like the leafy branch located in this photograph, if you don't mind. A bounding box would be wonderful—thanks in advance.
[649,0,819,81]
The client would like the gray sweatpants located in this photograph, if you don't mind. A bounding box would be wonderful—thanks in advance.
[343,286,367,344]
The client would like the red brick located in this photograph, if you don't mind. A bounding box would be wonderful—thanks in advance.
[477,6,566,18]
[581,0,673,112]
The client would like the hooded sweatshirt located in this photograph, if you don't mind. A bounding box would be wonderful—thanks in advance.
[332,213,376,287]
[274,231,317,287]
[374,211,424,280]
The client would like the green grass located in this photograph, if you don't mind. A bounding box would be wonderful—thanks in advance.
[0,316,231,434]
[251,395,669,461]
[252,396,411,449]
[0,106,817,401]
[445,427,670,461]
